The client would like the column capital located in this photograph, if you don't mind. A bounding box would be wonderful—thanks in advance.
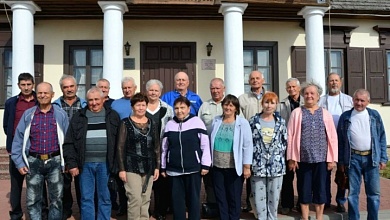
[298,6,330,18]
[98,1,128,13]
[6,1,41,13]
[219,3,248,15]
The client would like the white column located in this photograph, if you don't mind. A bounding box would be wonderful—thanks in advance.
[219,3,247,97]
[7,1,40,96]
[98,1,128,99]
[298,6,329,95]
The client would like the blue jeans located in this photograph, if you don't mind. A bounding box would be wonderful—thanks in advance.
[348,153,380,220]
[26,155,63,220]
[79,162,111,220]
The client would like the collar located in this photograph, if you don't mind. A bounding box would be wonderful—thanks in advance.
[34,105,54,115]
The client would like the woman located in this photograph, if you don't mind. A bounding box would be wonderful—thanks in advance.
[287,82,338,220]
[249,92,287,220]
[145,79,173,220]
[117,93,160,220]
[161,96,211,220]
[210,94,253,220]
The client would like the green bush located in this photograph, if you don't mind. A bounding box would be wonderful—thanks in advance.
[379,161,390,179]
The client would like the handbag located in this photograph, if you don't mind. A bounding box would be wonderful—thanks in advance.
[107,175,118,192]
[201,202,219,219]
[334,170,349,190]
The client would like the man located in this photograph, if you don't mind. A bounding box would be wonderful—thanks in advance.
[238,70,266,212]
[63,87,120,220]
[161,71,203,115]
[53,74,87,220]
[111,76,137,119]
[11,82,69,220]
[278,78,304,215]
[197,78,225,217]
[318,73,353,212]
[3,73,50,220]
[337,89,387,220]
[96,78,115,106]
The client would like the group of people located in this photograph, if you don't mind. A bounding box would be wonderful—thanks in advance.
[3,69,387,220]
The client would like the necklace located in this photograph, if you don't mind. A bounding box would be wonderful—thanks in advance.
[129,118,150,136]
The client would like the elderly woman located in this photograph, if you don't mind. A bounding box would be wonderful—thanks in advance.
[161,96,211,220]
[117,93,160,220]
[145,79,174,220]
[287,82,338,220]
[250,92,287,220]
[210,94,253,220]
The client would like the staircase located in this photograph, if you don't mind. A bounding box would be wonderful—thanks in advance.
[0,147,10,180]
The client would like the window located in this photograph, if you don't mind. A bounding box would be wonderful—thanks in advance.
[324,49,344,78]
[243,41,278,94]
[1,48,12,102]
[64,40,103,99]
[387,51,390,99]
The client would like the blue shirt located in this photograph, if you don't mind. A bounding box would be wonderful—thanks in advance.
[111,97,132,119]
[161,90,202,115]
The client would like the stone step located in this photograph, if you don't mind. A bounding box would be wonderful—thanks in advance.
[0,170,9,180]
[0,162,8,171]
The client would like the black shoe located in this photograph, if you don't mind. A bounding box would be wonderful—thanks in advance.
[62,211,72,220]
[325,203,331,209]
[155,215,166,220]
[116,209,126,217]
[242,205,252,212]
[296,205,301,213]
[336,204,346,213]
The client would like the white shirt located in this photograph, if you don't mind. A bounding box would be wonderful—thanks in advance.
[327,95,343,127]
[350,109,371,151]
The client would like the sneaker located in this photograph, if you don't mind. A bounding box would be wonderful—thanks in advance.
[281,208,291,215]
[336,203,346,213]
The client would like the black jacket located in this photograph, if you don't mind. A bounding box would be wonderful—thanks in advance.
[63,106,120,174]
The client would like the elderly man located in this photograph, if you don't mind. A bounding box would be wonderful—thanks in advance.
[318,73,353,212]
[11,82,69,220]
[197,78,225,217]
[63,87,120,220]
[278,78,304,214]
[53,74,87,219]
[238,70,266,212]
[161,71,202,115]
[111,77,137,119]
[337,89,387,220]
[96,78,115,106]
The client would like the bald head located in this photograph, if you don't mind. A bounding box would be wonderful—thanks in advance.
[249,71,265,93]
[175,71,190,93]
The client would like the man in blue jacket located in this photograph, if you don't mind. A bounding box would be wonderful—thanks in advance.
[161,71,202,115]
[337,89,387,220]
[11,82,69,220]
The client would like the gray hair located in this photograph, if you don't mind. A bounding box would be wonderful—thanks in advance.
[37,82,54,93]
[300,81,323,97]
[146,79,163,91]
[86,86,104,98]
[353,89,370,101]
[96,78,110,88]
[121,77,137,87]
[326,72,342,82]
[285,78,300,87]
[209,78,225,87]
[59,74,77,87]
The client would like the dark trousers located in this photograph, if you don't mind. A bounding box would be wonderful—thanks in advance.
[245,176,251,208]
[171,172,201,220]
[116,177,128,212]
[153,175,171,217]
[9,157,48,220]
[326,170,331,205]
[62,173,81,216]
[213,167,243,220]
[281,169,295,209]
[203,169,216,203]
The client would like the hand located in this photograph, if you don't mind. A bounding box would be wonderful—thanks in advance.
[327,162,336,171]
[69,168,79,177]
[380,162,387,170]
[243,167,251,179]
[288,160,298,172]
[161,172,167,178]
[201,169,209,176]
[18,167,28,175]
[153,169,159,181]
[119,171,127,183]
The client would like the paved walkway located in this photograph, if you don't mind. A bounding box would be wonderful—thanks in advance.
[1,174,390,219]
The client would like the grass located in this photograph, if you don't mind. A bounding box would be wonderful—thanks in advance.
[379,161,390,179]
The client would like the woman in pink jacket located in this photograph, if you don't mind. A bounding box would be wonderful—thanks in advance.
[287,81,338,220]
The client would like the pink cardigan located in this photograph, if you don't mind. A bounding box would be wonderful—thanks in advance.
[287,107,338,163]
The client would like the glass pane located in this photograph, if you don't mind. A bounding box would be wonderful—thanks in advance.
[330,51,342,68]
[244,84,251,93]
[4,50,12,67]
[77,85,86,100]
[387,52,390,67]
[74,67,86,84]
[6,86,12,99]
[74,50,86,66]
[91,68,103,85]
[258,67,270,84]
[257,50,269,66]
[244,67,252,81]
[331,68,342,76]
[243,51,253,66]
[91,49,103,66]
[6,69,12,85]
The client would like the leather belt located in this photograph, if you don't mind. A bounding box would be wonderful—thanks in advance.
[351,149,371,156]
[29,150,60,160]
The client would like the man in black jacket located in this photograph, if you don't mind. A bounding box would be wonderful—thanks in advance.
[63,86,120,220]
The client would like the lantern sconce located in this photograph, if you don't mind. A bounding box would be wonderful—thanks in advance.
[124,41,131,56]
[206,42,213,56]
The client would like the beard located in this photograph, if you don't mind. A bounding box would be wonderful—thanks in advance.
[330,88,340,94]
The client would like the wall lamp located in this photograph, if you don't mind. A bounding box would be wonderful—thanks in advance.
[124,41,131,56]
[206,42,213,56]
